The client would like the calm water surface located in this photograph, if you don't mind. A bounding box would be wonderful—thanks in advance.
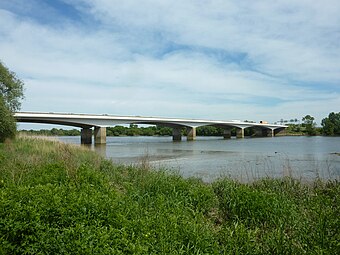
[57,136,340,182]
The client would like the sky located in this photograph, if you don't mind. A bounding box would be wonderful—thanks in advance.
[0,0,339,129]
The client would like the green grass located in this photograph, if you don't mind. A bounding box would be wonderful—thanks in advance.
[0,137,339,254]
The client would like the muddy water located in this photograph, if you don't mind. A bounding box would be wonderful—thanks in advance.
[57,136,340,182]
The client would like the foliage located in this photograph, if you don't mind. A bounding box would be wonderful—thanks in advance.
[321,112,340,135]
[286,124,303,134]
[21,125,258,137]
[196,126,223,136]
[0,97,16,142]
[107,125,173,136]
[20,128,81,136]
[0,61,24,142]
[0,137,339,254]
[0,61,24,112]
[302,115,317,135]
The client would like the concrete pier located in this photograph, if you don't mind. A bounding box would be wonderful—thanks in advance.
[94,127,106,144]
[172,127,182,141]
[223,129,231,139]
[186,127,196,141]
[236,128,244,138]
[81,128,92,144]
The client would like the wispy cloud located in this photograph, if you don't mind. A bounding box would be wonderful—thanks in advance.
[0,0,339,127]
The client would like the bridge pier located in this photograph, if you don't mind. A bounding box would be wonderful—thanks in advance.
[236,128,244,138]
[223,129,231,139]
[172,127,182,141]
[81,128,92,144]
[187,127,196,141]
[94,127,106,144]
[268,129,274,137]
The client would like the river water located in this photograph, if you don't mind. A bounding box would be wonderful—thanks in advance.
[57,136,340,182]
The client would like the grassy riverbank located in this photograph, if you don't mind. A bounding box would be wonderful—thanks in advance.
[0,137,339,254]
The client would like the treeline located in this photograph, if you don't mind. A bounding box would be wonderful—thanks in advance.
[20,128,81,136]
[286,112,340,136]
[107,125,172,136]
[20,125,257,137]
[107,125,256,137]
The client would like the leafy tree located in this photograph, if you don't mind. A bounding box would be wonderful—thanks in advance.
[0,61,24,112]
[321,112,340,135]
[302,115,316,135]
[0,97,16,142]
[0,61,24,142]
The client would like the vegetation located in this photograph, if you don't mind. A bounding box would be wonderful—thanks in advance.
[0,61,24,142]
[302,115,317,135]
[0,137,339,254]
[20,128,81,136]
[321,112,340,136]
[107,124,173,136]
[20,125,257,137]
[281,115,323,136]
[0,97,16,142]
[0,61,24,112]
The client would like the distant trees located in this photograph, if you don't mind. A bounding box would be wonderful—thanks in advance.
[302,115,316,135]
[0,61,24,142]
[20,128,81,136]
[106,125,172,136]
[321,112,340,135]
[196,126,223,136]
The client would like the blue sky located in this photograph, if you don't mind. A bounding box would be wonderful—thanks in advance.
[0,0,339,128]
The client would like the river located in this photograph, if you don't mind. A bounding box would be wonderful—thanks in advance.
[57,136,340,182]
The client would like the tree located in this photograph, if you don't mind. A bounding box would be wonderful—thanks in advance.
[0,97,16,142]
[0,61,24,112]
[321,112,340,135]
[0,61,24,142]
[302,115,316,135]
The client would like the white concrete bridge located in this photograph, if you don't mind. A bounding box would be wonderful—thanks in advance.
[15,112,287,144]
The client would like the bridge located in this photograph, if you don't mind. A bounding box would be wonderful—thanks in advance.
[15,112,288,144]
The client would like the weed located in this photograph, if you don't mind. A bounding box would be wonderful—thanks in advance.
[0,137,339,254]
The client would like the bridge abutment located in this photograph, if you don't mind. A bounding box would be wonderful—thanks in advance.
[81,128,92,144]
[94,127,106,144]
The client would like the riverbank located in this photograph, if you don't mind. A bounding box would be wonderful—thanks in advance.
[0,137,339,254]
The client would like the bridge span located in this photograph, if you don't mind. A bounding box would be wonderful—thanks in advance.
[15,112,287,144]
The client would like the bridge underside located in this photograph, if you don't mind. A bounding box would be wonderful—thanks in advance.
[16,118,287,145]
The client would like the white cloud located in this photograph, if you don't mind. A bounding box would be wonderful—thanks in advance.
[1,0,339,128]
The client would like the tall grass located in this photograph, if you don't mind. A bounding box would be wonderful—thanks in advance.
[0,137,339,254]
